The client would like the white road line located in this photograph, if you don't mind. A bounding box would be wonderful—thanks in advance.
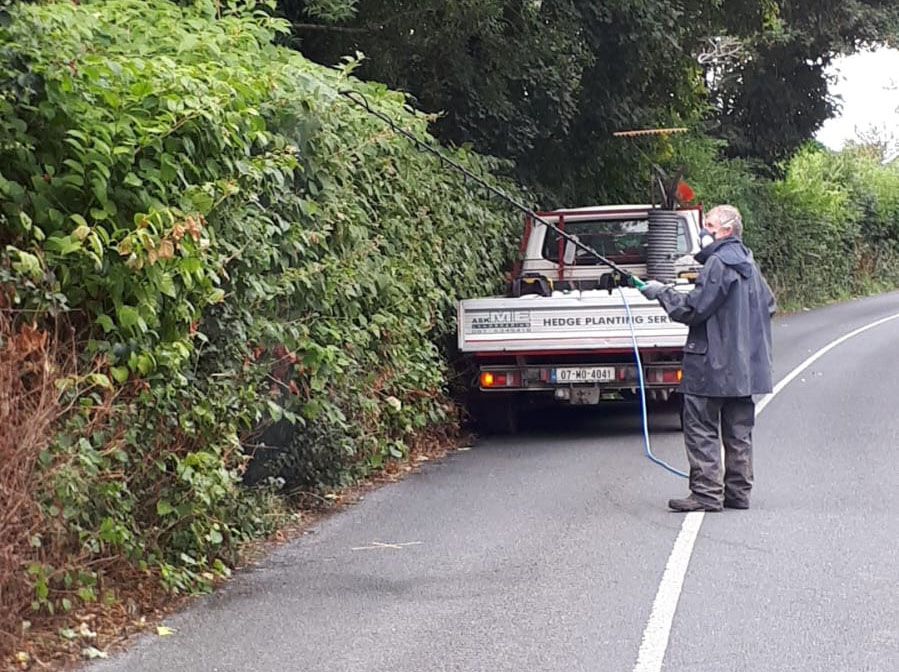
[755,311,899,415]
[633,511,704,672]
[632,310,899,672]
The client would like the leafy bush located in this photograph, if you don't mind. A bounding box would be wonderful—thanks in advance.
[0,0,519,639]
[676,137,899,308]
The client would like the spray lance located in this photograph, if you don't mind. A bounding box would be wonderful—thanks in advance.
[338,89,688,478]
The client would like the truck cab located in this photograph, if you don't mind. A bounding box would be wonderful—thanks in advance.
[514,204,702,292]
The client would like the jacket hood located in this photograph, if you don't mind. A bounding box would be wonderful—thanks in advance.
[695,236,754,278]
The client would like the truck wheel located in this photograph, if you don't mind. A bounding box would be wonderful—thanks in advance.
[475,394,521,435]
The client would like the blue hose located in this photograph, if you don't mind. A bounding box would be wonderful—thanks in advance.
[617,286,688,479]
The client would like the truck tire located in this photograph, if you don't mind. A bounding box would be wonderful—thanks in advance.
[474,394,521,435]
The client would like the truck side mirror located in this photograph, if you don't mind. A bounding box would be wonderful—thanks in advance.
[563,237,578,265]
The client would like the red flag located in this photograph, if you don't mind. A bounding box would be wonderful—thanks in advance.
[676,181,695,204]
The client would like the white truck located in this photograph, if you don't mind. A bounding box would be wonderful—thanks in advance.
[457,204,705,433]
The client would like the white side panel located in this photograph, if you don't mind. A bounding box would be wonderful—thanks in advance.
[458,289,690,353]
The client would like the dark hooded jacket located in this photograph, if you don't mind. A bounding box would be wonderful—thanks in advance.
[656,236,776,397]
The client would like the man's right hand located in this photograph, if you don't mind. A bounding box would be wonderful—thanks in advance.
[639,280,667,300]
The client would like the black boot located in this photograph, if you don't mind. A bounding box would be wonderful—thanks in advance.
[668,496,722,512]
[723,498,749,510]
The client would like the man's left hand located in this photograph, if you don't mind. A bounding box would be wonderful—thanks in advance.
[639,280,667,300]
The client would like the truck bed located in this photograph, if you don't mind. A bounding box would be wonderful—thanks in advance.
[457,287,689,353]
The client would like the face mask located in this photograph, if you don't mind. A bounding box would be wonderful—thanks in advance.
[699,229,715,248]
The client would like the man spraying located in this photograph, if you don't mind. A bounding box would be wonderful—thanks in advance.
[639,205,776,512]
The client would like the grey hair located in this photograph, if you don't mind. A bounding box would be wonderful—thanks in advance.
[706,205,743,237]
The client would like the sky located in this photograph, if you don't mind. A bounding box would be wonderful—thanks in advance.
[816,47,899,153]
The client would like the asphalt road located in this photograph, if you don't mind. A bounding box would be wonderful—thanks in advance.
[91,292,899,672]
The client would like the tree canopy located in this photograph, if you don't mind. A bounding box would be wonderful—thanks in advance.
[283,0,899,203]
[708,0,899,166]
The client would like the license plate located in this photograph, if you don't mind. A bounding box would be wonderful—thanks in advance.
[552,367,615,383]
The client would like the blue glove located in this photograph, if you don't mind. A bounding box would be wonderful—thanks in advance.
[639,280,666,300]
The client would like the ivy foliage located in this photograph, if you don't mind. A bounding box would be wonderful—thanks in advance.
[0,0,519,608]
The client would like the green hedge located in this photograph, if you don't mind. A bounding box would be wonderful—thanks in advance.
[678,139,899,309]
[0,0,519,618]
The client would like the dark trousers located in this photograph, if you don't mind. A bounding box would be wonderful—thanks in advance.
[682,394,755,506]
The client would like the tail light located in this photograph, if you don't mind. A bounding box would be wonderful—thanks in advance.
[479,371,521,388]
[648,368,682,383]
[480,371,505,387]
[665,369,683,383]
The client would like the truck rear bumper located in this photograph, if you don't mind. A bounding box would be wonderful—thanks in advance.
[477,361,682,394]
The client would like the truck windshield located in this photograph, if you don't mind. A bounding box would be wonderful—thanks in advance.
[541,217,689,265]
